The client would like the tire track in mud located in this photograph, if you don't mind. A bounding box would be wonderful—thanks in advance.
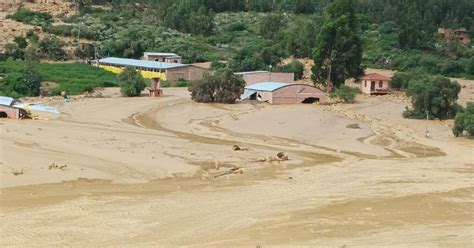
[323,105,446,158]
[142,99,438,161]
[132,101,343,168]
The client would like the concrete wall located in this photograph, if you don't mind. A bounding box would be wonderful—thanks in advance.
[242,72,294,85]
[166,65,210,82]
[360,79,390,94]
[271,84,327,104]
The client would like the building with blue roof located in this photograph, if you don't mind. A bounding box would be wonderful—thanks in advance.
[96,57,210,82]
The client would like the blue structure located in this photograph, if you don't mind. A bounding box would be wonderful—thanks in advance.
[240,82,289,100]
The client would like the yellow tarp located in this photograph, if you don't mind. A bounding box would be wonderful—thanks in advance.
[99,65,166,80]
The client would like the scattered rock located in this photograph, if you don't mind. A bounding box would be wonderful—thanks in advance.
[232,145,248,151]
[49,163,67,171]
[346,123,361,129]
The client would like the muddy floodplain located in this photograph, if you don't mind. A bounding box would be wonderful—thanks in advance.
[1,88,473,246]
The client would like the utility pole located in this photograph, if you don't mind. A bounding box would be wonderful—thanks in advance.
[269,65,272,82]
[425,110,430,138]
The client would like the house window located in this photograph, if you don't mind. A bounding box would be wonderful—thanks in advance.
[379,81,383,87]
[364,81,367,87]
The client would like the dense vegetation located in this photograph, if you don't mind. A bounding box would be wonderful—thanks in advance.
[402,74,461,119]
[0,61,117,97]
[3,0,473,76]
[452,102,474,137]
[118,67,147,97]
[1,0,473,98]
[312,0,363,90]
[188,68,245,103]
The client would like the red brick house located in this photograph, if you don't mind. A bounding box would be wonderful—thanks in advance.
[359,73,391,95]
[235,71,294,85]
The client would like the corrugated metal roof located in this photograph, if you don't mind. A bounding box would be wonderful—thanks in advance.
[144,52,180,57]
[245,82,289,92]
[235,71,268,75]
[0,96,14,106]
[98,57,187,70]
[239,89,257,100]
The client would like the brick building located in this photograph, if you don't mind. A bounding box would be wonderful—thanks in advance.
[97,57,210,82]
[240,82,326,104]
[235,71,294,85]
[359,73,391,95]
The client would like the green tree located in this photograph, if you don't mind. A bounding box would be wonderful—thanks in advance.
[311,0,363,91]
[390,69,429,90]
[452,102,474,137]
[259,13,287,39]
[19,69,42,96]
[275,60,305,80]
[38,36,67,60]
[229,46,265,72]
[118,67,146,97]
[403,76,461,119]
[188,68,245,103]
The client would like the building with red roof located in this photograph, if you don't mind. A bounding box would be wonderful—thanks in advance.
[359,73,392,95]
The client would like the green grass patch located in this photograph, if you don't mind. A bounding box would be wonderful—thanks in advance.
[0,61,118,96]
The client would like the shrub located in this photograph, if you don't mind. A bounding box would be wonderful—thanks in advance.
[14,36,28,49]
[118,67,146,97]
[7,8,53,26]
[38,36,67,61]
[403,76,460,119]
[43,25,74,37]
[4,43,24,60]
[160,81,170,88]
[188,68,244,103]
[329,85,359,103]
[175,80,188,87]
[275,60,305,80]
[452,102,474,137]
[211,60,227,70]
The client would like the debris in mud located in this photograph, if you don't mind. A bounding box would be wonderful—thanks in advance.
[254,152,289,162]
[346,123,361,129]
[277,152,288,161]
[48,163,68,171]
[213,166,244,178]
[232,145,248,151]
[10,168,28,176]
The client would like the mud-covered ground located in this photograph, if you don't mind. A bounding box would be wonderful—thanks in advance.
[0,87,473,246]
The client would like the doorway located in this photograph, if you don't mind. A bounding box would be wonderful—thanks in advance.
[302,97,320,104]
[370,81,376,91]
